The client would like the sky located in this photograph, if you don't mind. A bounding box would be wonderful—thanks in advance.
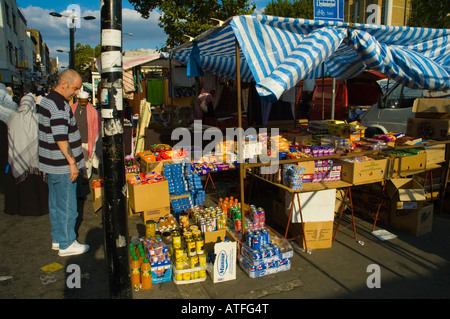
[16,0,271,68]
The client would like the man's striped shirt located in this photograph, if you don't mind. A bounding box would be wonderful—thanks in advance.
[38,91,85,174]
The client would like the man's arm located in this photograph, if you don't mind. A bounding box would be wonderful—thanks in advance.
[56,140,79,182]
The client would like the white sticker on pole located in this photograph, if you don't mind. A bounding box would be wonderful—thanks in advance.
[101,29,122,47]
[115,88,123,111]
[101,51,122,69]
[102,108,114,119]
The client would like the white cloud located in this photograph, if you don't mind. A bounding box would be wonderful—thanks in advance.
[19,5,168,66]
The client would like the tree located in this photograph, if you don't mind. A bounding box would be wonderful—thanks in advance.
[74,43,101,81]
[407,0,450,29]
[128,0,256,49]
[263,0,313,19]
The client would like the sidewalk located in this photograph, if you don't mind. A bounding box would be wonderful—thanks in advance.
[1,165,450,300]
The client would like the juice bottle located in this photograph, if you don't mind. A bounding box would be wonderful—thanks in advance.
[137,248,145,263]
[140,258,152,290]
[218,198,223,209]
[223,198,229,218]
[130,256,141,290]
[138,252,145,265]
[136,244,143,255]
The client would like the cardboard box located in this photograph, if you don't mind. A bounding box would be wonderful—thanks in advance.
[91,179,103,212]
[424,143,446,165]
[152,263,172,284]
[386,178,426,203]
[388,152,427,177]
[204,229,226,245]
[127,179,170,213]
[413,98,450,114]
[206,230,237,283]
[141,206,171,223]
[284,189,336,223]
[407,118,450,141]
[385,178,427,227]
[172,266,207,285]
[389,202,434,236]
[272,200,333,250]
[285,133,313,145]
[336,155,388,184]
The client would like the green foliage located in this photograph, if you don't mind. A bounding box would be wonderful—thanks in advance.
[74,43,101,80]
[407,0,450,29]
[263,0,313,19]
[128,0,256,49]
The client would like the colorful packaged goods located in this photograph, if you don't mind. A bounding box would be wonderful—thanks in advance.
[143,237,172,284]
[282,164,305,190]
[170,220,208,285]
[126,172,165,185]
[239,227,293,278]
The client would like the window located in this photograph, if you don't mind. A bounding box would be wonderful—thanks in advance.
[8,42,13,64]
[13,13,17,34]
[5,3,11,26]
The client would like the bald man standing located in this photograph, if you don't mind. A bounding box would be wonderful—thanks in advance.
[38,69,90,257]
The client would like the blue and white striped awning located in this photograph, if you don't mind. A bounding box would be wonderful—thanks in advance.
[173,14,450,102]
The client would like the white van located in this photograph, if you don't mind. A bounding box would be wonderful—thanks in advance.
[360,80,449,136]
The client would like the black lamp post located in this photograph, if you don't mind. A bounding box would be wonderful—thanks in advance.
[49,12,96,70]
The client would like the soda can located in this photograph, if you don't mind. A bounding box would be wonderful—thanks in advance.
[234,218,242,232]
[175,249,185,262]
[273,244,280,257]
[258,207,266,224]
[172,232,182,249]
[216,218,223,230]
[252,235,261,250]
[195,238,204,255]
[198,254,207,267]
[261,248,269,260]
[189,255,199,268]
[262,228,269,245]
[187,240,196,257]
[252,250,261,261]
[175,260,184,270]
[182,271,191,281]
[246,231,254,247]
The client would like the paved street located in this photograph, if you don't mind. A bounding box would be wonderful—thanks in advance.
[1,166,450,304]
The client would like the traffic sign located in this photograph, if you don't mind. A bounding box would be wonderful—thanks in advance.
[314,0,344,22]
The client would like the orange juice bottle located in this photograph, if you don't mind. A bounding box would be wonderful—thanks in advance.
[141,258,152,290]
[223,197,229,217]
[130,256,141,290]
[138,252,145,265]
[218,198,223,209]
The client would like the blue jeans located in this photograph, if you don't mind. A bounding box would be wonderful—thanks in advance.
[47,173,78,250]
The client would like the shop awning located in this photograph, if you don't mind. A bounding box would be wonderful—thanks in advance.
[173,14,450,102]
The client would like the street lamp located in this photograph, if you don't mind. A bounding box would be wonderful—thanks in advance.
[49,11,96,70]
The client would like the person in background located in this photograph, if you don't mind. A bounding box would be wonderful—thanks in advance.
[5,93,49,216]
[70,90,100,185]
[298,78,316,120]
[38,69,89,257]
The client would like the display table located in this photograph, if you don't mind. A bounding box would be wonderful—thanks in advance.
[243,140,450,251]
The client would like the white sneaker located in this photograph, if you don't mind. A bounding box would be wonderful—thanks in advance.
[52,243,59,250]
[58,240,90,257]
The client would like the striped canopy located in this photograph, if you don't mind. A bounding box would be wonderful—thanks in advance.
[173,14,450,102]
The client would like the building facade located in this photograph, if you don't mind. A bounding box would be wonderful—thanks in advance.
[344,0,412,26]
[0,0,54,96]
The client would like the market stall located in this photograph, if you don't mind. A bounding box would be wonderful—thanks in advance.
[108,15,450,290]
